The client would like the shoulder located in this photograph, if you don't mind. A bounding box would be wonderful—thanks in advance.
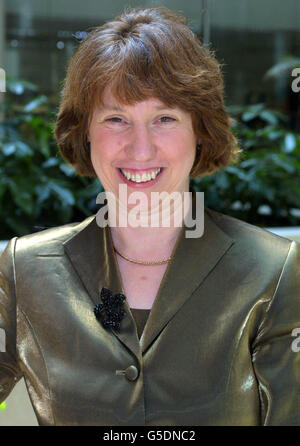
[204,207,299,262]
[203,209,300,310]
[205,206,294,245]
[10,215,96,258]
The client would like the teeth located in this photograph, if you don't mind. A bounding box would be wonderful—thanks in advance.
[120,168,161,183]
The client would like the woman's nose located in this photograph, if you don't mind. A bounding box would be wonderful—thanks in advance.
[126,124,156,161]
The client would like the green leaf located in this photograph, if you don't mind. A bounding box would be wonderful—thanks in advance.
[242,111,257,122]
[48,181,75,206]
[6,79,38,95]
[283,133,297,153]
[215,173,229,189]
[59,163,76,176]
[24,95,48,113]
[268,130,283,140]
[241,104,264,121]
[268,154,295,173]
[42,157,59,168]
[264,188,276,202]
[2,143,16,156]
[35,184,51,205]
[7,178,35,215]
[264,56,300,79]
[259,110,278,125]
[6,141,33,157]
[226,166,251,181]
[240,159,258,168]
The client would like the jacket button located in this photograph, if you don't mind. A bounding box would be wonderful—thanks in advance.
[125,365,139,381]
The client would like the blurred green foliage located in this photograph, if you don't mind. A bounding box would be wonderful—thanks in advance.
[0,79,102,239]
[0,80,299,239]
[191,103,300,227]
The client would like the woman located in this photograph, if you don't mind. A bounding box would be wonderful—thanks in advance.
[0,7,300,426]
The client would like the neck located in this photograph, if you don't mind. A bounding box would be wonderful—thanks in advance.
[108,189,192,263]
[110,224,184,264]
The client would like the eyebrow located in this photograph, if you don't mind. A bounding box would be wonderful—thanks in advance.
[99,103,175,112]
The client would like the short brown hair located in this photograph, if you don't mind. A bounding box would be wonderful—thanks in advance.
[54,7,240,178]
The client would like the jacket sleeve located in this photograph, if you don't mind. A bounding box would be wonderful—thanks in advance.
[0,238,23,403]
[252,240,300,425]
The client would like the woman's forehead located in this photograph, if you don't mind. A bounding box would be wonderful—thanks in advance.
[97,87,177,112]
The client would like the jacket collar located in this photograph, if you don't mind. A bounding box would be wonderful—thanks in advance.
[63,204,234,359]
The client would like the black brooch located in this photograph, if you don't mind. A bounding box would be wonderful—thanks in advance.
[94,287,126,331]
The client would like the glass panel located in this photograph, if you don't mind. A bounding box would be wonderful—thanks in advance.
[2,0,204,96]
[208,0,300,130]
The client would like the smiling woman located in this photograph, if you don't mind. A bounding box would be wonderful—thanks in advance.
[88,89,197,195]
[54,7,240,180]
[54,5,240,281]
[0,6,300,427]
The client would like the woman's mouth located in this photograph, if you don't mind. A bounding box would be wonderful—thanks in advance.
[119,168,162,183]
[117,167,164,188]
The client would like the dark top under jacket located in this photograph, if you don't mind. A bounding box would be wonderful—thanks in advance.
[131,309,150,340]
[0,205,300,426]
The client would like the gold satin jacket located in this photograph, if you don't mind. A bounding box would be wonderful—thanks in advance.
[0,207,300,426]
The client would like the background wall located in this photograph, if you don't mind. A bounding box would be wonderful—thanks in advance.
[2,0,300,114]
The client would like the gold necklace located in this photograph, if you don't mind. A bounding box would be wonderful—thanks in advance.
[113,245,172,265]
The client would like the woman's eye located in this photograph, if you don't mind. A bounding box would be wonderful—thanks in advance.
[158,116,176,123]
[106,117,124,123]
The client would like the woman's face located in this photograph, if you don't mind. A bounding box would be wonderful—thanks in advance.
[88,87,197,201]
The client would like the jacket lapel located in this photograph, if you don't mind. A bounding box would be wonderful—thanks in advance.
[63,206,234,359]
[63,216,141,361]
[140,208,235,353]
